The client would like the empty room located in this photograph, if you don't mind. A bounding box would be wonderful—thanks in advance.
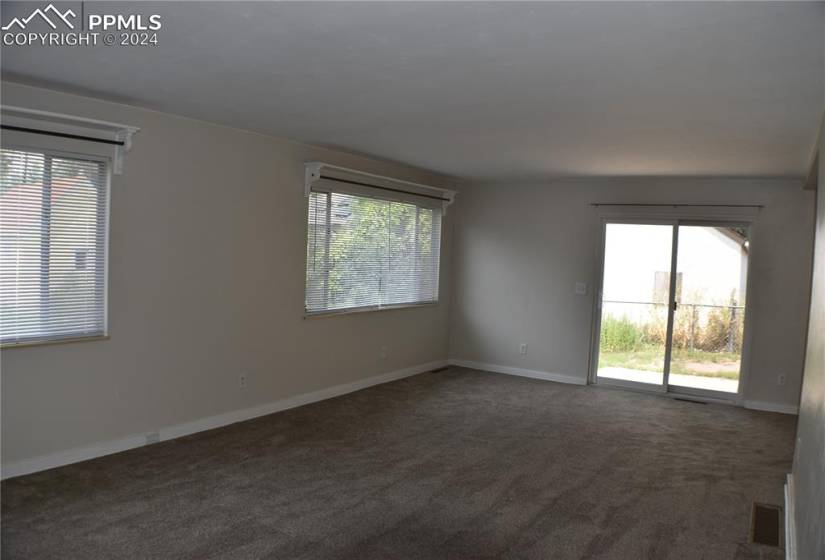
[1,2,823,559]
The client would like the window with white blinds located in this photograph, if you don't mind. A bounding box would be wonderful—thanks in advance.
[0,148,108,345]
[305,184,442,314]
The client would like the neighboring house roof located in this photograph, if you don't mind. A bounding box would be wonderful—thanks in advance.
[713,227,749,254]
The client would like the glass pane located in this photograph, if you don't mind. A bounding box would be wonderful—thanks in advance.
[669,226,747,393]
[305,191,330,310]
[597,223,674,386]
[328,193,387,310]
[304,190,442,313]
[46,157,106,338]
[0,150,45,340]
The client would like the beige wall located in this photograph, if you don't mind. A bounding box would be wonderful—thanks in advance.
[791,114,824,559]
[0,82,454,469]
[1,81,818,479]
[449,178,814,410]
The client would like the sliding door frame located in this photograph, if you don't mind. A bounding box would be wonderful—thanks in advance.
[587,209,759,406]
[588,217,677,395]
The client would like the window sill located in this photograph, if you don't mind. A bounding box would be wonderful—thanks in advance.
[1,335,110,350]
[304,301,438,319]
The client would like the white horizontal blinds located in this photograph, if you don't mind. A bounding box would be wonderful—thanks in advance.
[306,187,442,313]
[0,148,107,344]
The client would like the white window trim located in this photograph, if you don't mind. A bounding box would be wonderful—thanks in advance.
[304,301,439,319]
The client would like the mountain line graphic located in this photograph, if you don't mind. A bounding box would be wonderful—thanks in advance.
[2,4,76,31]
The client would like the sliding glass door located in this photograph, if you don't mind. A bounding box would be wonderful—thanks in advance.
[593,220,749,399]
[668,225,748,394]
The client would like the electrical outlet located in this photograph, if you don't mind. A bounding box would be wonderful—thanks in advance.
[239,374,248,389]
[145,432,160,445]
[575,282,587,295]
[777,374,786,386]
[380,346,388,359]
[519,343,528,355]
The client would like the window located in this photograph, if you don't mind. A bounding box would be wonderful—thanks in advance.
[305,187,442,314]
[0,148,108,345]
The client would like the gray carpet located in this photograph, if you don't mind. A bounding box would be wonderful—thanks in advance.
[2,367,795,559]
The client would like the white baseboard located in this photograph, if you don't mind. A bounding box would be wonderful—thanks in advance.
[744,400,799,415]
[785,473,797,560]
[448,359,586,386]
[1,359,447,480]
[3,361,794,480]
[0,433,150,482]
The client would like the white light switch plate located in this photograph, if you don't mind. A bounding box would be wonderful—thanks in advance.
[575,282,587,295]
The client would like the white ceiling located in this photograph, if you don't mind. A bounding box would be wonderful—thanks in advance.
[2,1,824,181]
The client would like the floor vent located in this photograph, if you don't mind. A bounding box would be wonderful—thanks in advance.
[751,502,781,547]
[431,366,450,373]
[673,397,706,404]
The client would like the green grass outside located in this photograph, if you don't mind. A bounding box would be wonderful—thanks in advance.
[598,345,741,379]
